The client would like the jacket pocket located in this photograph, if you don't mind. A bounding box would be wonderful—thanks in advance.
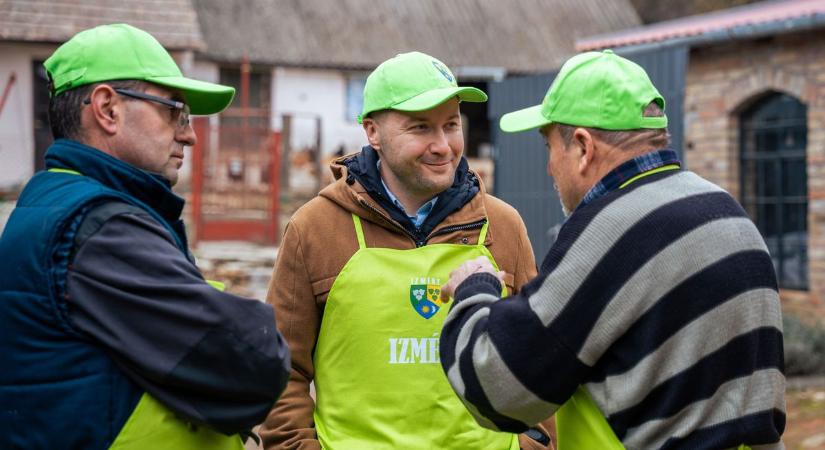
[311,276,336,306]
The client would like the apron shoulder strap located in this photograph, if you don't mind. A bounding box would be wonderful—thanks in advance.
[351,213,367,249]
[477,219,489,246]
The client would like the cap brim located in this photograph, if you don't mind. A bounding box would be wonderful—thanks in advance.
[499,105,552,133]
[392,86,487,112]
[148,76,236,115]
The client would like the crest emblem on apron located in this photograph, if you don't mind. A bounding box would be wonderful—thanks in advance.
[410,283,443,319]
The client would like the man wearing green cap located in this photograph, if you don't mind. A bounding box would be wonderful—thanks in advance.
[0,24,290,450]
[259,51,553,449]
[439,50,785,450]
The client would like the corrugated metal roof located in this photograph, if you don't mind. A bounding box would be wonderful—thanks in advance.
[0,0,204,50]
[192,0,641,73]
[577,0,825,51]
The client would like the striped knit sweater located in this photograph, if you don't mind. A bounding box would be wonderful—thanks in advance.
[440,169,785,449]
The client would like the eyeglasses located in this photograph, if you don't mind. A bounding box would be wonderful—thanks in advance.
[83,88,191,130]
[116,89,191,130]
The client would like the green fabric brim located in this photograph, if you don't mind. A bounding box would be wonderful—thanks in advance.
[499,104,552,133]
[392,86,487,112]
[148,76,236,115]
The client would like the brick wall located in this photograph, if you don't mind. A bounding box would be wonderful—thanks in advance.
[684,30,825,306]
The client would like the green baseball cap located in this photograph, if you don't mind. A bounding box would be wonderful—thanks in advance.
[44,24,235,115]
[500,49,667,133]
[358,51,487,123]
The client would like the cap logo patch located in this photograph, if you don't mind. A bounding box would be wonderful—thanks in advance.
[432,61,453,82]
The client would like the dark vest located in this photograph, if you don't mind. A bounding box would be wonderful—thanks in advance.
[0,139,188,449]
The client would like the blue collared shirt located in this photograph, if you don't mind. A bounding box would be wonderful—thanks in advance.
[580,149,682,207]
[377,161,438,228]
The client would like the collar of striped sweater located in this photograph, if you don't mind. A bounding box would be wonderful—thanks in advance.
[580,148,681,208]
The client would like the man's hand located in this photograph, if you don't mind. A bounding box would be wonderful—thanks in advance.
[442,255,506,300]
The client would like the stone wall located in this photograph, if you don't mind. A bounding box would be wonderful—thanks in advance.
[684,30,825,305]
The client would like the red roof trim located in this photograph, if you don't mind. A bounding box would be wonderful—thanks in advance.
[577,0,825,50]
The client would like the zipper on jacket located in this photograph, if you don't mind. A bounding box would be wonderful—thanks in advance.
[357,201,487,249]
[357,199,421,246]
[424,218,487,245]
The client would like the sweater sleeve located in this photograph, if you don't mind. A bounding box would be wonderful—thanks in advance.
[66,211,290,435]
[259,220,322,450]
[439,220,594,434]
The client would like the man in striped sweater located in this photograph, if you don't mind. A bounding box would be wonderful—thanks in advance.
[439,50,785,449]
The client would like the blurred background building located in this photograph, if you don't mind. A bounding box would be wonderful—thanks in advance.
[0,0,639,243]
[2,1,825,447]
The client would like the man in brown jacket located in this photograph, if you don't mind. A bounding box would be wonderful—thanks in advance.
[260,52,552,450]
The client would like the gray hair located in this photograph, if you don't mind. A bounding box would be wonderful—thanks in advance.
[48,79,147,141]
[555,102,670,150]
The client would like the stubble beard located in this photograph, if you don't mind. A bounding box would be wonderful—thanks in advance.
[554,183,572,217]
[380,138,454,200]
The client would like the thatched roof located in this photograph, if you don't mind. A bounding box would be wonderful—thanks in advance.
[0,0,204,50]
[193,0,641,73]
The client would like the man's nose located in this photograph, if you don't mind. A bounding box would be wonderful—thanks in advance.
[430,128,450,154]
[177,123,197,146]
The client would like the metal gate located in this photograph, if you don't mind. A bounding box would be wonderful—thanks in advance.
[190,117,281,244]
[490,46,688,259]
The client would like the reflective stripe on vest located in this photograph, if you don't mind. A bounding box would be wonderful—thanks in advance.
[313,214,519,450]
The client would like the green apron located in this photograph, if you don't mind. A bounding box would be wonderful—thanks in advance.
[555,165,751,450]
[109,393,244,450]
[555,387,624,450]
[313,214,519,450]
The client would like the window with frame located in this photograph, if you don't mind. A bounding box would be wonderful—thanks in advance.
[740,92,808,290]
[219,66,272,129]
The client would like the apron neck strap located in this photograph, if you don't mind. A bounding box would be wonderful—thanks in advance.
[477,219,489,246]
[351,214,488,249]
[352,214,367,249]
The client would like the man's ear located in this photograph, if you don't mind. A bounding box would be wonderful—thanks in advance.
[86,85,120,136]
[362,118,382,150]
[572,127,595,175]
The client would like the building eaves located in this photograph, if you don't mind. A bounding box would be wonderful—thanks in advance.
[577,0,825,52]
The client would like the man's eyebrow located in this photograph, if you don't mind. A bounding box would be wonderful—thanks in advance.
[401,115,428,124]
[403,113,460,123]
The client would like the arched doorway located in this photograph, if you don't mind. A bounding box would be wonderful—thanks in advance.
[740,92,808,290]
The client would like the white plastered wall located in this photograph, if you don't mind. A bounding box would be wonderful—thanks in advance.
[0,42,56,191]
[272,67,365,155]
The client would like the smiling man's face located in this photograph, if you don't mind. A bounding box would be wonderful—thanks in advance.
[365,98,464,206]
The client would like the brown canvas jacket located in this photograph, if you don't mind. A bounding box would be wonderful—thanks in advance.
[260,151,552,449]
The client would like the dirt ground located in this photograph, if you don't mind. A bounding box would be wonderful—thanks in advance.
[785,385,825,450]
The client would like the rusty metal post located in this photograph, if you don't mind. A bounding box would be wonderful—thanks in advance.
[190,117,209,246]
[315,116,323,193]
[240,56,251,212]
[280,114,292,193]
[0,72,17,119]
[268,132,281,244]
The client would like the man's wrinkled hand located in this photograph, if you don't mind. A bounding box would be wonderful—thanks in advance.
[442,255,506,300]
